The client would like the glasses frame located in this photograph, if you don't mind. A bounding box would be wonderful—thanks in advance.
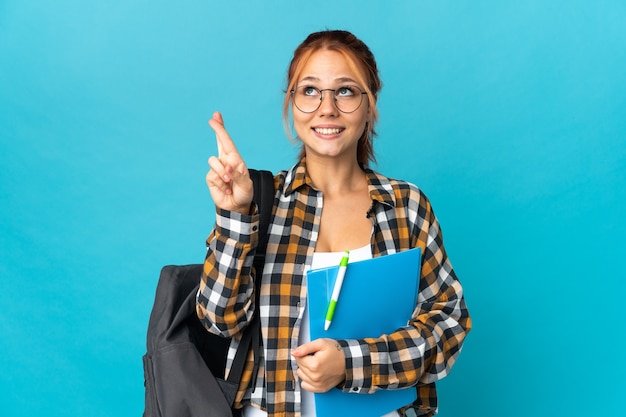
[290,85,368,114]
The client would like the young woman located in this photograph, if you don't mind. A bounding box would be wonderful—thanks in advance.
[196,30,471,417]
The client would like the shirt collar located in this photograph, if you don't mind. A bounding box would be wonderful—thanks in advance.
[283,158,311,196]
[282,158,397,208]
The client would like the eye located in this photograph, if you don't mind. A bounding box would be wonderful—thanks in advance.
[301,86,320,97]
[336,86,358,97]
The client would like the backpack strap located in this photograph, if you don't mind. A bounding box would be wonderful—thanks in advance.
[222,169,274,400]
[251,169,275,258]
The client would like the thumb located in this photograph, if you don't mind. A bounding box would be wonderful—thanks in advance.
[291,340,323,357]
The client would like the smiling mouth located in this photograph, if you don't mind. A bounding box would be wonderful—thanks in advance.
[313,127,344,135]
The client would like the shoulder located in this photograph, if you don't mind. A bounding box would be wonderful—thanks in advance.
[366,169,431,211]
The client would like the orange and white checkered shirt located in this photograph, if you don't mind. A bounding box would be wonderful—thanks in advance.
[197,158,471,417]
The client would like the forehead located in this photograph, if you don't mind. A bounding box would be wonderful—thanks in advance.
[297,49,363,84]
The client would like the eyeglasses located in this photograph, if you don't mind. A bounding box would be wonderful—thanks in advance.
[291,85,367,114]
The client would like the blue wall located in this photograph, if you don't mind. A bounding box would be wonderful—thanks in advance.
[1,1,624,416]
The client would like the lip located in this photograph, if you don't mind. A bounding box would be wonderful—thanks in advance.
[311,125,345,138]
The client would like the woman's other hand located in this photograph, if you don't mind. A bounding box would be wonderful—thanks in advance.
[206,112,253,214]
[291,339,347,393]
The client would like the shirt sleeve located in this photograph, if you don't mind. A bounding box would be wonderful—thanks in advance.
[196,206,260,338]
[338,198,472,393]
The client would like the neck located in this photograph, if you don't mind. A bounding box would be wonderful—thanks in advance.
[305,156,365,195]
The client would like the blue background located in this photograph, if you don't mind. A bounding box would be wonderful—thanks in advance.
[1,1,625,416]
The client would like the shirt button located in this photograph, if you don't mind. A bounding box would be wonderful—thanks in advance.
[352,387,359,392]
[252,225,258,231]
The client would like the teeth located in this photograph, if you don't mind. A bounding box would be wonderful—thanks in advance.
[314,127,342,135]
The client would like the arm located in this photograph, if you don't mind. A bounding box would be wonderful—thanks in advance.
[195,112,259,337]
[339,197,471,393]
[196,207,260,337]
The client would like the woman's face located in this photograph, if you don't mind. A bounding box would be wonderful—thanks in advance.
[291,49,370,163]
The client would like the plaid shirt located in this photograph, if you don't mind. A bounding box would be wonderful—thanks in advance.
[197,159,471,417]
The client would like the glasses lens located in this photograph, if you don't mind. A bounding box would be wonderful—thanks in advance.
[293,86,321,113]
[334,86,364,113]
[292,86,365,113]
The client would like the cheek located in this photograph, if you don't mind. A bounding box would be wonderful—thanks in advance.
[352,112,370,135]
[292,111,311,137]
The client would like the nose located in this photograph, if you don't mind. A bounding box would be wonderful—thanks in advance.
[318,90,339,115]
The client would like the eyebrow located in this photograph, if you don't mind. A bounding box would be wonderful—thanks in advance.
[299,76,359,85]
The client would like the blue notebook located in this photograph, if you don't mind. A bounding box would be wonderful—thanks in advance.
[305,248,422,417]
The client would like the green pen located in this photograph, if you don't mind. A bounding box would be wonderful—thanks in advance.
[324,250,350,331]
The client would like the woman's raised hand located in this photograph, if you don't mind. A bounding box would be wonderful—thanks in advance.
[206,112,254,214]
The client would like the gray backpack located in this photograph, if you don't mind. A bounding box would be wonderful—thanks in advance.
[142,169,274,417]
